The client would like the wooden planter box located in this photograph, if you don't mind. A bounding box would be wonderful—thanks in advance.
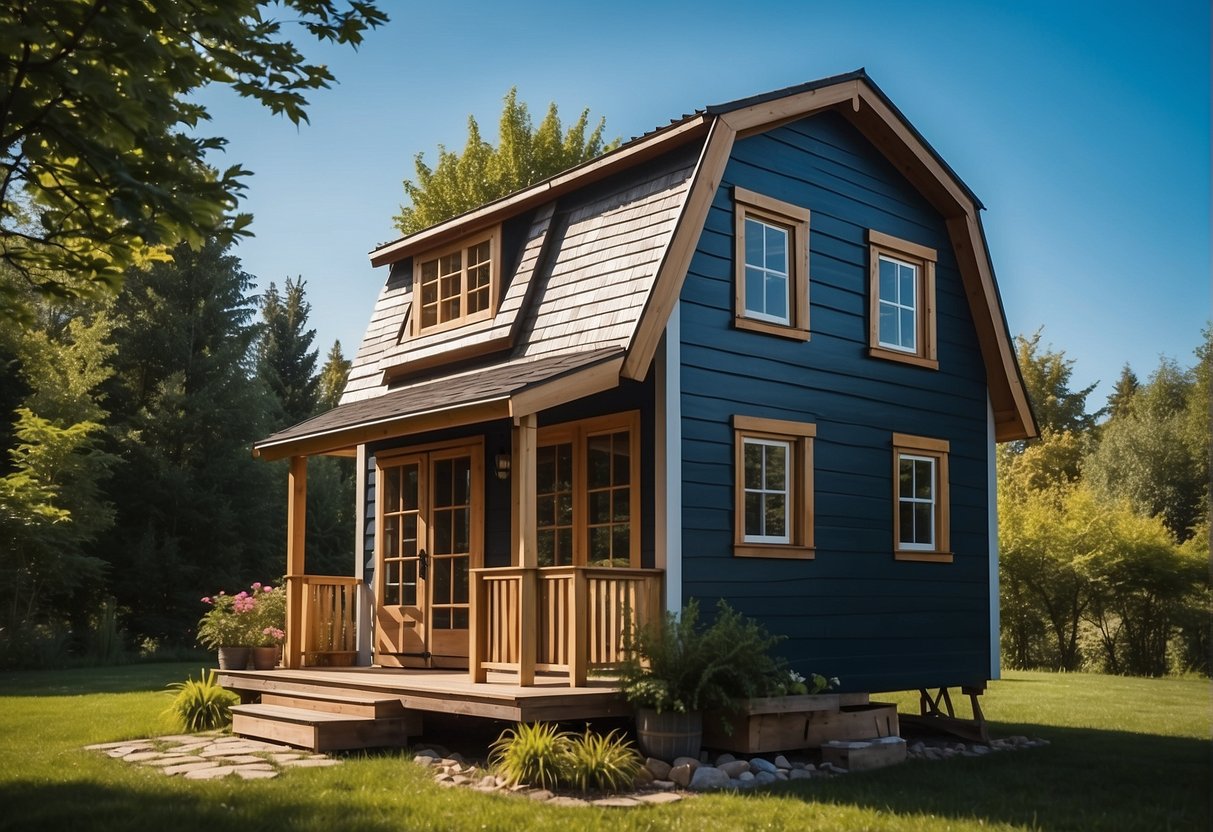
[703,693,899,754]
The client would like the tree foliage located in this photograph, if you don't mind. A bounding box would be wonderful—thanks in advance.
[257,277,318,427]
[394,88,615,235]
[317,339,351,412]
[1012,329,1102,448]
[0,0,387,319]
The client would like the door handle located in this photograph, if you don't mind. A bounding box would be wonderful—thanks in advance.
[418,548,428,580]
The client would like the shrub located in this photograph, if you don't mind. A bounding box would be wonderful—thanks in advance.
[615,598,784,714]
[564,728,642,792]
[488,722,571,789]
[165,668,238,732]
[197,580,286,648]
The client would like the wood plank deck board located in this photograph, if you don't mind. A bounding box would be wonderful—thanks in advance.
[217,668,628,723]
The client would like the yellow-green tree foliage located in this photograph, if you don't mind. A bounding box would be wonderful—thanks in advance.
[394,89,615,235]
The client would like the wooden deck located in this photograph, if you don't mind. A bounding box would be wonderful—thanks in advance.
[218,666,630,723]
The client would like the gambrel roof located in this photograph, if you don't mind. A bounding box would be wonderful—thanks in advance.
[255,70,1036,461]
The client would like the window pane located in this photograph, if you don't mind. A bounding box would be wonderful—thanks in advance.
[454,557,468,603]
[612,432,630,484]
[384,517,400,558]
[588,435,611,488]
[880,303,897,345]
[589,526,611,561]
[765,494,786,537]
[557,528,573,566]
[745,218,765,267]
[433,510,452,555]
[612,524,630,562]
[433,459,452,507]
[384,468,401,512]
[421,280,438,305]
[403,465,418,510]
[402,514,417,557]
[879,257,897,301]
[900,309,916,350]
[589,490,610,524]
[453,609,468,630]
[433,557,451,604]
[745,266,764,314]
[537,446,555,492]
[899,264,916,306]
[744,442,763,489]
[556,491,572,525]
[468,240,491,266]
[764,444,787,490]
[537,494,555,527]
[613,488,630,522]
[384,560,400,606]
[915,459,934,499]
[432,609,450,630]
[765,225,788,272]
[537,530,555,567]
[899,458,913,498]
[745,492,763,536]
[402,560,416,606]
[556,443,573,490]
[914,503,934,545]
[765,273,788,321]
[441,252,461,275]
[455,508,469,552]
[898,502,915,544]
[421,304,437,328]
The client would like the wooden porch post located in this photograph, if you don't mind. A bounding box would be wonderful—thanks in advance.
[515,414,538,685]
[284,455,307,669]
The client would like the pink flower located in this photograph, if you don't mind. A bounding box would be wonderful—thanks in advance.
[201,597,212,604]
[252,582,262,590]
[264,586,274,593]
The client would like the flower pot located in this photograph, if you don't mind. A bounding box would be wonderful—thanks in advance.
[635,707,702,761]
[251,645,281,670]
[216,646,250,670]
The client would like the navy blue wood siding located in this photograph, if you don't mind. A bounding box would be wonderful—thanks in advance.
[679,111,991,692]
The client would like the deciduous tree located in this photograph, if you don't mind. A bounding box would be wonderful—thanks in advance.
[0,0,387,320]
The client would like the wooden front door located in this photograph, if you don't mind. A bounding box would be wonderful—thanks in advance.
[375,443,482,668]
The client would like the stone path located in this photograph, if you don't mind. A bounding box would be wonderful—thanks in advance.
[84,732,340,780]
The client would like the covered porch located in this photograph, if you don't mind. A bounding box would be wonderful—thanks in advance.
[254,349,667,689]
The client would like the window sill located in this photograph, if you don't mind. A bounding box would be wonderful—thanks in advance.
[733,543,815,560]
[868,346,938,370]
[894,550,954,563]
[734,315,810,341]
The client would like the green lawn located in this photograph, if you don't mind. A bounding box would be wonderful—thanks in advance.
[0,664,1208,831]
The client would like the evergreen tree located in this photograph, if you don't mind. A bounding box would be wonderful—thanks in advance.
[99,240,277,644]
[1013,328,1102,443]
[395,88,615,235]
[316,340,352,412]
[258,277,319,427]
[1106,363,1139,418]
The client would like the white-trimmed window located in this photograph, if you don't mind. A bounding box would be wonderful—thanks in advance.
[412,226,501,336]
[868,230,938,369]
[733,415,815,558]
[734,188,810,340]
[892,433,951,562]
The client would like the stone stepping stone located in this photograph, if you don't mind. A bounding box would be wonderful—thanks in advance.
[280,758,341,768]
[217,755,266,765]
[592,797,641,808]
[162,760,222,776]
[635,792,683,805]
[121,751,165,762]
[184,767,238,780]
[143,757,195,768]
[235,768,280,780]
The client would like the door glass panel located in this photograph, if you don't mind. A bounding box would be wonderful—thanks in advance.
[455,507,469,552]
[402,559,417,606]
[434,459,452,508]
[588,435,611,488]
[384,515,400,557]
[384,560,400,606]
[454,558,469,603]
[433,509,452,555]
[432,609,450,630]
[404,464,419,510]
[385,468,401,513]
[433,556,451,605]
[453,609,468,629]
[402,514,417,557]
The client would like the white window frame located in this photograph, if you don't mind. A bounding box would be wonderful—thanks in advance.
[877,253,920,354]
[867,229,938,370]
[742,437,793,545]
[891,433,952,562]
[897,452,936,550]
[742,218,792,326]
[733,187,811,340]
[732,415,815,559]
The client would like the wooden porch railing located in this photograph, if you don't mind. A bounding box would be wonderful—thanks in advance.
[470,566,663,686]
[284,575,361,669]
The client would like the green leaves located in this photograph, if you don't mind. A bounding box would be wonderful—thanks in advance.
[394,88,618,235]
[1,0,387,320]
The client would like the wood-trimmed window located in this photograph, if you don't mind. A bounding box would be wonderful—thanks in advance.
[536,412,641,568]
[733,415,815,559]
[892,433,951,562]
[411,226,501,336]
[868,230,938,369]
[733,187,810,340]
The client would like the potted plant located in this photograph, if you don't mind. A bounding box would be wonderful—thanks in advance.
[197,589,258,669]
[250,583,286,669]
[615,598,783,760]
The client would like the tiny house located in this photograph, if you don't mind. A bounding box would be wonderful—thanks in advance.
[251,71,1035,711]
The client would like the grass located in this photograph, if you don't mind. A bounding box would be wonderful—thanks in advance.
[0,664,1208,831]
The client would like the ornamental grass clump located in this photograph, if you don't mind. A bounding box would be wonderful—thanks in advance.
[563,728,642,792]
[489,722,572,789]
[165,668,239,732]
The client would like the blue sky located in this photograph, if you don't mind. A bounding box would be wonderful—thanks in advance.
[198,0,1210,402]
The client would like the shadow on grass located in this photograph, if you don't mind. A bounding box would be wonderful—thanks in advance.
[763,723,1211,832]
[0,662,202,697]
[0,780,404,832]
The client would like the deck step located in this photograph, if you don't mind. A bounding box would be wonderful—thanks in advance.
[259,689,406,719]
[231,703,420,752]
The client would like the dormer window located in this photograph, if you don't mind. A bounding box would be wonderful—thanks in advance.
[412,227,501,336]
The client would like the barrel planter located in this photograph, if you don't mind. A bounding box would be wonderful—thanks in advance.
[635,707,702,760]
[216,646,250,670]
[250,645,280,670]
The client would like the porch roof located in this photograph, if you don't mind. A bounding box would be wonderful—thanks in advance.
[253,347,623,460]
